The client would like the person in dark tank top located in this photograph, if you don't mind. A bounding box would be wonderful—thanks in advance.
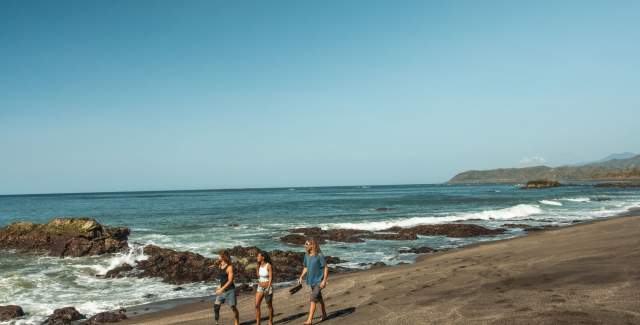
[211,250,239,325]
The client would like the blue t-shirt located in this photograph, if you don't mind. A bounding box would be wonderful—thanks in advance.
[303,253,326,286]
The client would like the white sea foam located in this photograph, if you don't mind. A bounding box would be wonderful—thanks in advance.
[91,244,148,276]
[562,197,591,202]
[540,200,563,206]
[328,204,543,231]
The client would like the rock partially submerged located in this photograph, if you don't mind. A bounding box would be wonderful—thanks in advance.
[282,224,503,245]
[287,227,370,243]
[398,246,436,254]
[0,305,24,321]
[501,223,558,232]
[0,218,129,257]
[521,180,561,189]
[501,223,531,229]
[135,245,218,284]
[385,224,505,238]
[43,307,85,325]
[106,245,344,285]
[80,310,127,324]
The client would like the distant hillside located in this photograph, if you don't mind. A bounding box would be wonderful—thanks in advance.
[572,152,636,166]
[448,154,640,184]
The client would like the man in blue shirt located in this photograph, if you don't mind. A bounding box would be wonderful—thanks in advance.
[298,238,329,325]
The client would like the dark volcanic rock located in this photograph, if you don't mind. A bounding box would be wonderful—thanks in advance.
[81,310,127,324]
[524,225,559,232]
[386,224,505,238]
[398,246,436,254]
[0,305,24,321]
[288,227,369,243]
[0,218,129,257]
[43,307,85,325]
[370,262,387,269]
[501,223,531,229]
[365,232,418,241]
[283,224,504,244]
[108,244,345,285]
[105,263,134,278]
[280,234,313,245]
[521,180,561,189]
[135,245,218,284]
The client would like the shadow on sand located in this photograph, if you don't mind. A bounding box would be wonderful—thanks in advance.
[240,307,356,324]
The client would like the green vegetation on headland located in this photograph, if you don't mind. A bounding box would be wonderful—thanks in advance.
[448,154,640,184]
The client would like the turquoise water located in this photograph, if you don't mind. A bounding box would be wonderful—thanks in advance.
[1,184,639,324]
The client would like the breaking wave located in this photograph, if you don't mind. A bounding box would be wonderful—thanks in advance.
[328,204,543,231]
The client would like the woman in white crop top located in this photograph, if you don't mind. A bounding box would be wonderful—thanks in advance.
[255,250,274,325]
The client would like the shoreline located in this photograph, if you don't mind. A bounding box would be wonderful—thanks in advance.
[119,211,640,324]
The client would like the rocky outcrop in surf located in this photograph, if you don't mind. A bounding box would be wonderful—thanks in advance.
[105,245,344,285]
[80,310,127,324]
[398,246,436,254]
[521,180,561,189]
[0,218,129,257]
[386,224,505,238]
[281,224,504,245]
[42,307,86,325]
[0,305,24,321]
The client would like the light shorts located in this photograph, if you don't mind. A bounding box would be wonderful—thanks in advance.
[257,285,273,303]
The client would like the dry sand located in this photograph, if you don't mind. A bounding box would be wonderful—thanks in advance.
[121,215,640,325]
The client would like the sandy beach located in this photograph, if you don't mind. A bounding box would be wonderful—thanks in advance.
[120,215,640,325]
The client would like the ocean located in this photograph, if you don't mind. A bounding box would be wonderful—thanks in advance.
[1,184,639,324]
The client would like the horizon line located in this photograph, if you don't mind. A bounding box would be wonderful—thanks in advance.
[0,182,454,197]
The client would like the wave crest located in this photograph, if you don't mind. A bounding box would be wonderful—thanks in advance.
[540,200,563,206]
[329,204,543,231]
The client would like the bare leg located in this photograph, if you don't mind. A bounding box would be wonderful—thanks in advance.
[319,299,327,320]
[305,301,316,324]
[267,298,274,325]
[231,306,240,325]
[255,291,264,325]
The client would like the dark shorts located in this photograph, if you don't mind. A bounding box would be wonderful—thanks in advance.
[215,288,237,307]
[310,285,323,303]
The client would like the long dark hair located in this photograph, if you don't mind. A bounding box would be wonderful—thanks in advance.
[218,249,231,265]
[258,250,272,265]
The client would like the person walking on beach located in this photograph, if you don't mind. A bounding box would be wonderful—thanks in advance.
[297,238,329,325]
[255,250,274,325]
[213,250,239,325]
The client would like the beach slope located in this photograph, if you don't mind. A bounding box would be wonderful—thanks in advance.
[122,216,640,325]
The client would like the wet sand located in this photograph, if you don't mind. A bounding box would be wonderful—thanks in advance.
[121,215,640,324]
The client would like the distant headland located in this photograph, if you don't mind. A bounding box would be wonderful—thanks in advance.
[448,153,640,184]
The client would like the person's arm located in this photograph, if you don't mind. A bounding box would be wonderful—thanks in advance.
[267,263,273,287]
[320,256,329,288]
[298,267,307,284]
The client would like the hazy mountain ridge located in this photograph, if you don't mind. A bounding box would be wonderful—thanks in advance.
[448,154,640,184]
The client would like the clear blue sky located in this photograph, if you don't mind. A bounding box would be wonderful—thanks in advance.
[1,0,639,195]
